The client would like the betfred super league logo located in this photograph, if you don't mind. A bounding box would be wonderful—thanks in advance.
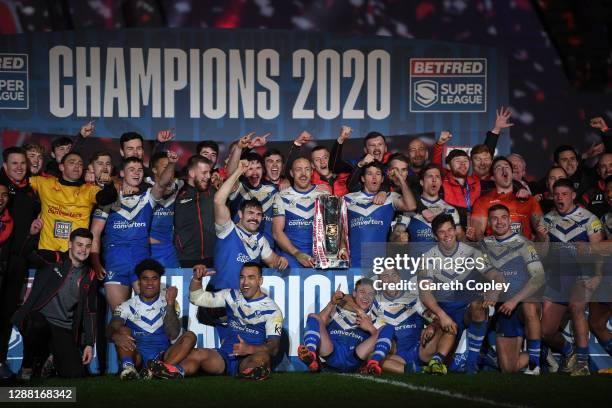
[0,54,28,109]
[413,80,439,108]
[410,58,487,112]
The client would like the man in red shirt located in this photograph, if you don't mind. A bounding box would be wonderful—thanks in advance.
[432,131,481,228]
[470,157,545,241]
[286,127,353,196]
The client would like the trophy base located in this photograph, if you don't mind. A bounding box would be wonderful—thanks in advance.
[314,259,350,270]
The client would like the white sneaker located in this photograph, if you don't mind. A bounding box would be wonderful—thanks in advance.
[524,365,541,375]
[544,348,559,373]
[119,364,139,380]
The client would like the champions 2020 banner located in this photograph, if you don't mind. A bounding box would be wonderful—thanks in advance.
[1,28,508,150]
[6,268,611,373]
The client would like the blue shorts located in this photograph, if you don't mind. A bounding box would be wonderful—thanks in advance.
[323,342,363,373]
[395,342,422,369]
[151,242,180,269]
[216,348,244,376]
[440,303,469,334]
[104,245,150,286]
[133,332,169,365]
[139,347,166,366]
[495,307,524,338]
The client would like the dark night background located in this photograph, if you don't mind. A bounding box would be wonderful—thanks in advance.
[1,0,611,179]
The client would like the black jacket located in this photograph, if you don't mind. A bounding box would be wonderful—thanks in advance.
[174,183,216,267]
[12,250,98,347]
[0,169,40,257]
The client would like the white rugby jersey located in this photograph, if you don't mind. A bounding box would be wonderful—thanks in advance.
[189,288,283,351]
[397,196,460,243]
[543,206,602,243]
[417,241,492,284]
[115,289,179,337]
[272,185,329,254]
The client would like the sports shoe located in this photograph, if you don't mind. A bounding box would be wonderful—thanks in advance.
[148,359,183,379]
[524,365,541,375]
[424,359,447,375]
[297,345,320,372]
[119,364,139,380]
[542,347,559,373]
[41,354,55,378]
[0,362,14,379]
[17,368,33,381]
[570,360,590,377]
[466,362,478,375]
[360,360,382,376]
[597,367,612,375]
[237,365,271,381]
[560,350,577,374]
[139,367,154,380]
[483,348,499,370]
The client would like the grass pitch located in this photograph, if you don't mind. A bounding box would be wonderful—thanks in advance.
[3,372,611,407]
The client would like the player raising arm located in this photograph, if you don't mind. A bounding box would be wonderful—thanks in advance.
[106,259,196,380]
[209,160,288,290]
[148,263,283,380]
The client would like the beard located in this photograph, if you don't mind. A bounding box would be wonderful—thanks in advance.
[451,168,468,178]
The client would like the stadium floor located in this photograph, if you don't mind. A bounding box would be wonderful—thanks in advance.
[2,372,611,407]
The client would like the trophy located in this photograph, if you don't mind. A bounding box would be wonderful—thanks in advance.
[313,195,349,269]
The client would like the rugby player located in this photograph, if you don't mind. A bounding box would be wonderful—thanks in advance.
[263,148,285,187]
[228,152,277,245]
[196,140,220,169]
[344,161,416,268]
[418,213,505,375]
[24,143,45,176]
[374,269,447,374]
[85,151,113,187]
[149,263,283,380]
[471,157,544,241]
[148,152,184,269]
[392,164,462,243]
[210,160,288,290]
[91,151,178,310]
[107,259,196,380]
[297,278,395,375]
[481,204,545,374]
[588,175,612,358]
[541,178,604,376]
[272,157,331,268]
[30,151,117,253]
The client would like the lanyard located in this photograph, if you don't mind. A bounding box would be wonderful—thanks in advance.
[462,180,471,213]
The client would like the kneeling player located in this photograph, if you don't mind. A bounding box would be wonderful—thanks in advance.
[149,262,283,380]
[481,204,545,374]
[375,269,447,374]
[106,259,196,380]
[297,278,395,375]
[418,214,504,375]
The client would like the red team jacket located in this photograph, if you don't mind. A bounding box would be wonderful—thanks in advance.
[312,170,350,197]
[431,142,482,210]
[471,189,543,240]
